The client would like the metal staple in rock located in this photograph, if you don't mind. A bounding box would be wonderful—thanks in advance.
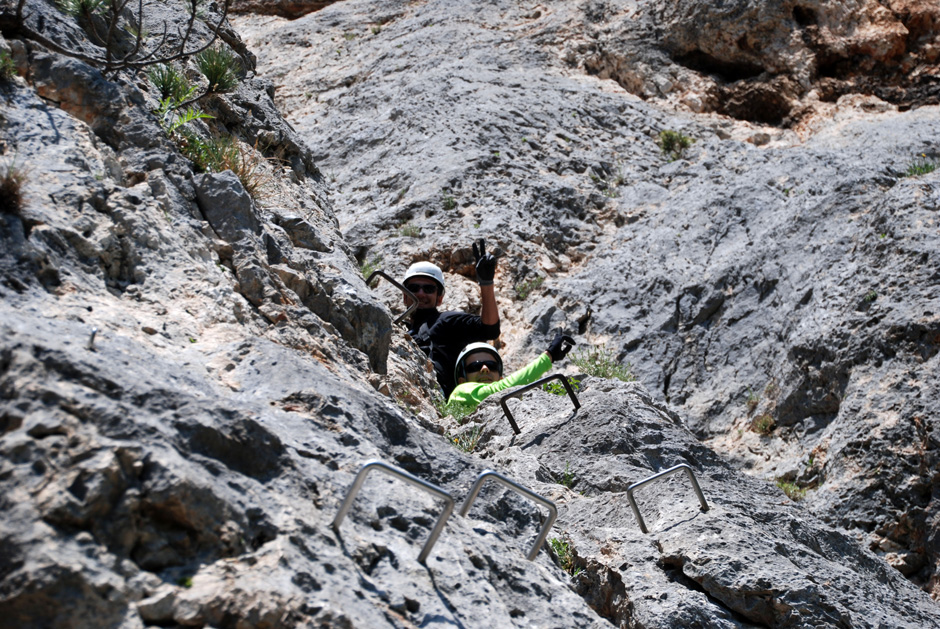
[499,374,581,434]
[333,462,558,564]
[459,470,558,560]
[366,270,417,326]
[626,463,709,534]
[332,459,455,563]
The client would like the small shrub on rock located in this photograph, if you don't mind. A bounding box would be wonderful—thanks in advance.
[549,538,582,576]
[447,424,483,453]
[196,46,240,93]
[396,222,422,238]
[658,129,693,161]
[56,0,106,18]
[360,255,383,280]
[0,156,28,215]
[0,50,16,81]
[751,414,774,435]
[148,64,195,104]
[905,154,938,177]
[571,346,635,382]
[542,377,580,395]
[514,275,544,300]
[776,479,807,501]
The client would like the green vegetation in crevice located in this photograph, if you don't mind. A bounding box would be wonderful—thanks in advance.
[0,50,16,81]
[396,222,422,238]
[447,424,483,453]
[904,154,938,177]
[558,461,576,489]
[514,275,544,300]
[657,129,693,161]
[542,378,581,395]
[549,538,583,577]
[776,479,808,501]
[570,346,635,382]
[0,155,28,215]
[360,255,383,280]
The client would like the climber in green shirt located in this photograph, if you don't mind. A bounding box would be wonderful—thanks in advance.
[447,333,576,412]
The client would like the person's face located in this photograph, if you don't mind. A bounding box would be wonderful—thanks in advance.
[460,351,501,384]
[404,278,443,310]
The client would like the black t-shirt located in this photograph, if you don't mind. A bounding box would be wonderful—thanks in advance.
[408,309,501,397]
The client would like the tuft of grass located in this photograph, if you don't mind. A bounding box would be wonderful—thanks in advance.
[360,255,383,281]
[157,99,214,135]
[56,0,106,17]
[215,140,274,199]
[433,395,475,424]
[447,424,483,453]
[542,378,580,396]
[776,479,807,501]
[195,46,240,93]
[176,576,193,588]
[124,22,148,42]
[864,289,878,303]
[657,129,693,161]
[396,222,422,238]
[751,414,774,435]
[559,461,576,489]
[745,387,760,414]
[592,161,627,198]
[0,155,28,215]
[0,50,16,81]
[442,189,457,211]
[905,154,938,178]
[148,64,196,104]
[764,379,780,398]
[549,538,582,577]
[514,275,544,300]
[177,132,273,199]
[570,346,635,382]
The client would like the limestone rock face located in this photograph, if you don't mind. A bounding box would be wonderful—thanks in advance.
[234,0,940,607]
[572,0,940,124]
[2,0,940,626]
[230,0,339,20]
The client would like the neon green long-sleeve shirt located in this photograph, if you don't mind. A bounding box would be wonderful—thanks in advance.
[447,352,552,412]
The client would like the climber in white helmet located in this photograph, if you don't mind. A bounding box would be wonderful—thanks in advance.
[447,334,576,412]
[402,239,500,396]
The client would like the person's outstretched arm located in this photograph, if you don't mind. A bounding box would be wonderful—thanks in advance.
[474,239,499,326]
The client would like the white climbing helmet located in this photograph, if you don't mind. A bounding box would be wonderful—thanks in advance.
[403,261,445,294]
[454,342,503,383]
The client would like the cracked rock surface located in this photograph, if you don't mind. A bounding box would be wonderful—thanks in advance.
[1,0,939,626]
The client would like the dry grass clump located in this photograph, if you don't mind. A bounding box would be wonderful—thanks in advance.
[0,156,28,214]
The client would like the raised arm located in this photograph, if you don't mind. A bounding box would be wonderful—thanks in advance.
[473,239,499,326]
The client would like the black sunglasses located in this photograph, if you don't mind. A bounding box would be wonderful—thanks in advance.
[465,359,499,374]
[405,283,438,295]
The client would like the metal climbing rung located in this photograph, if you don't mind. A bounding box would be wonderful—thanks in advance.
[499,374,581,434]
[332,460,455,564]
[459,470,558,561]
[626,463,709,534]
[366,270,418,326]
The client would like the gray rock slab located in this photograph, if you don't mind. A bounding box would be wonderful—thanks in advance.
[234,0,940,603]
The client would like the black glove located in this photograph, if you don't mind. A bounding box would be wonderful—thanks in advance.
[546,333,576,362]
[472,239,497,286]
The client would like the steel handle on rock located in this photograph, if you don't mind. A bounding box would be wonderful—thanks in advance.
[459,470,558,561]
[626,463,709,534]
[499,374,581,435]
[332,460,455,564]
[365,270,418,326]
